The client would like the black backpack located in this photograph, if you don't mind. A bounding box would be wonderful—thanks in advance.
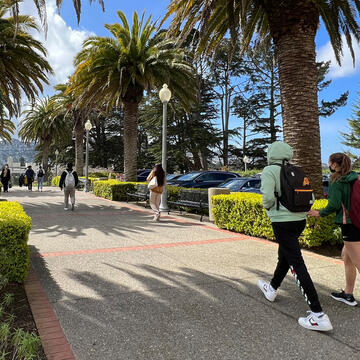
[274,160,314,212]
[38,169,44,177]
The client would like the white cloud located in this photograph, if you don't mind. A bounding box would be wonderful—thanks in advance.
[20,0,94,92]
[317,34,360,78]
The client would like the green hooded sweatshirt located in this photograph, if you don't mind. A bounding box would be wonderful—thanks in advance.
[260,141,307,223]
[319,171,358,224]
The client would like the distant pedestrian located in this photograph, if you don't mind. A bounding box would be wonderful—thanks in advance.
[308,153,360,307]
[59,163,79,211]
[19,173,25,187]
[259,141,332,332]
[147,164,166,221]
[37,165,44,192]
[25,165,35,191]
[0,164,11,192]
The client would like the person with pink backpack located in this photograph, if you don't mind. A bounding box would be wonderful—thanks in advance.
[308,153,360,306]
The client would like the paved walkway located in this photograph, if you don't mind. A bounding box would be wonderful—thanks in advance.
[5,187,360,359]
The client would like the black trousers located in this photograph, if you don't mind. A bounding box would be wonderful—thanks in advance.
[2,180,8,192]
[270,220,322,313]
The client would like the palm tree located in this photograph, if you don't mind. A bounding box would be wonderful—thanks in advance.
[19,97,70,179]
[69,11,196,181]
[53,84,86,176]
[164,1,360,196]
[0,111,15,143]
[0,1,53,119]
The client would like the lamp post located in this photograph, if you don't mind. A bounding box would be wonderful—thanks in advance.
[159,84,171,212]
[84,120,93,192]
[243,155,249,172]
[55,149,59,177]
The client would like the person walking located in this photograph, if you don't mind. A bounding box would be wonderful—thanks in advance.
[59,163,79,211]
[258,141,333,332]
[37,165,44,192]
[147,164,166,221]
[25,165,35,191]
[308,153,359,306]
[0,164,11,192]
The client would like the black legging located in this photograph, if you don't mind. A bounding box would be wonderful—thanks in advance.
[2,180,9,192]
[270,220,322,313]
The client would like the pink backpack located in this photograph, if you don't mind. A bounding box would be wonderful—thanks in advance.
[346,176,360,229]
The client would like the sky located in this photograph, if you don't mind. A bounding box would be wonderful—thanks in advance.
[18,0,360,162]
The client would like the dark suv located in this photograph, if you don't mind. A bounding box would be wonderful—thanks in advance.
[167,171,240,188]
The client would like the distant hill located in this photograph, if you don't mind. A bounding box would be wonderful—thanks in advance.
[0,139,37,165]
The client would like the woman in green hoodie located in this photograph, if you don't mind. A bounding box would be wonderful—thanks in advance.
[308,153,359,307]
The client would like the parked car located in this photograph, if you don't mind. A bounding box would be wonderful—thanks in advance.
[166,174,183,182]
[137,169,152,182]
[218,177,262,194]
[168,171,240,188]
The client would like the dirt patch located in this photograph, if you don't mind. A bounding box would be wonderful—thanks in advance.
[0,282,46,359]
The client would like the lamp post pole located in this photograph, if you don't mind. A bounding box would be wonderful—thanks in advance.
[84,120,93,192]
[243,155,249,172]
[55,149,59,177]
[159,84,171,212]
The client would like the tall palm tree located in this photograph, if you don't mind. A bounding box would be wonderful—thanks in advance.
[19,97,70,178]
[69,11,196,181]
[0,1,53,119]
[164,1,360,196]
[0,109,15,143]
[53,83,86,176]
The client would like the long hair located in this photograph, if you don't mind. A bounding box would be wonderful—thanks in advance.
[329,153,352,183]
[154,164,165,186]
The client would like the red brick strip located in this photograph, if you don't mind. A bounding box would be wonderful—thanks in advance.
[33,236,247,258]
[24,265,76,360]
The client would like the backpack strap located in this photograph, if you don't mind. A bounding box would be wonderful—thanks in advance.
[270,162,283,211]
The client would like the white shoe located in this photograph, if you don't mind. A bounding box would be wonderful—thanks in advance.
[64,207,69,211]
[298,312,333,332]
[258,279,277,302]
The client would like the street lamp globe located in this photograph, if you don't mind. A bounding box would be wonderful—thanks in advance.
[159,84,171,103]
[55,149,59,156]
[85,119,92,131]
[243,155,249,164]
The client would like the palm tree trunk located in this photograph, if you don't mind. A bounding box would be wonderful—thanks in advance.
[269,3,323,197]
[74,114,84,176]
[123,101,138,181]
[41,138,51,181]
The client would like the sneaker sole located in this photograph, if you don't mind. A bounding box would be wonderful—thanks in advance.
[331,295,357,306]
[298,319,333,332]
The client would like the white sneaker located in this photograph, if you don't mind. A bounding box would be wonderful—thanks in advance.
[258,279,277,302]
[298,312,333,332]
[64,207,69,211]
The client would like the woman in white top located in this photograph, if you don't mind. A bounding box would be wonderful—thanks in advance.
[147,164,166,221]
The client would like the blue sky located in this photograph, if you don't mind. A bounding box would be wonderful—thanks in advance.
[21,0,360,162]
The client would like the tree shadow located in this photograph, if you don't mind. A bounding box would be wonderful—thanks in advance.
[29,246,360,360]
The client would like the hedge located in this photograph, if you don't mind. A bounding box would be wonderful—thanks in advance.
[93,180,206,214]
[212,193,342,248]
[93,180,146,201]
[0,202,32,282]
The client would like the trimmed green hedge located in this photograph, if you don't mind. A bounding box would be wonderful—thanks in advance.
[0,202,32,282]
[93,180,146,201]
[93,181,207,214]
[212,193,342,248]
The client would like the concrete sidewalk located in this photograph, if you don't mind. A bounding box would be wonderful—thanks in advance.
[6,187,360,359]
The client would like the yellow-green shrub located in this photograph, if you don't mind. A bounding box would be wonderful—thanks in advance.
[212,193,341,248]
[93,180,146,201]
[51,176,60,187]
[0,202,32,282]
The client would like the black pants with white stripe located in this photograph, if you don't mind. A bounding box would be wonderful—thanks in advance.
[270,220,322,313]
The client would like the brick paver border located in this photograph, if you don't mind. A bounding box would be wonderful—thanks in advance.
[24,265,76,360]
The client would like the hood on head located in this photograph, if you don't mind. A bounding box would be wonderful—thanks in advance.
[267,141,293,165]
